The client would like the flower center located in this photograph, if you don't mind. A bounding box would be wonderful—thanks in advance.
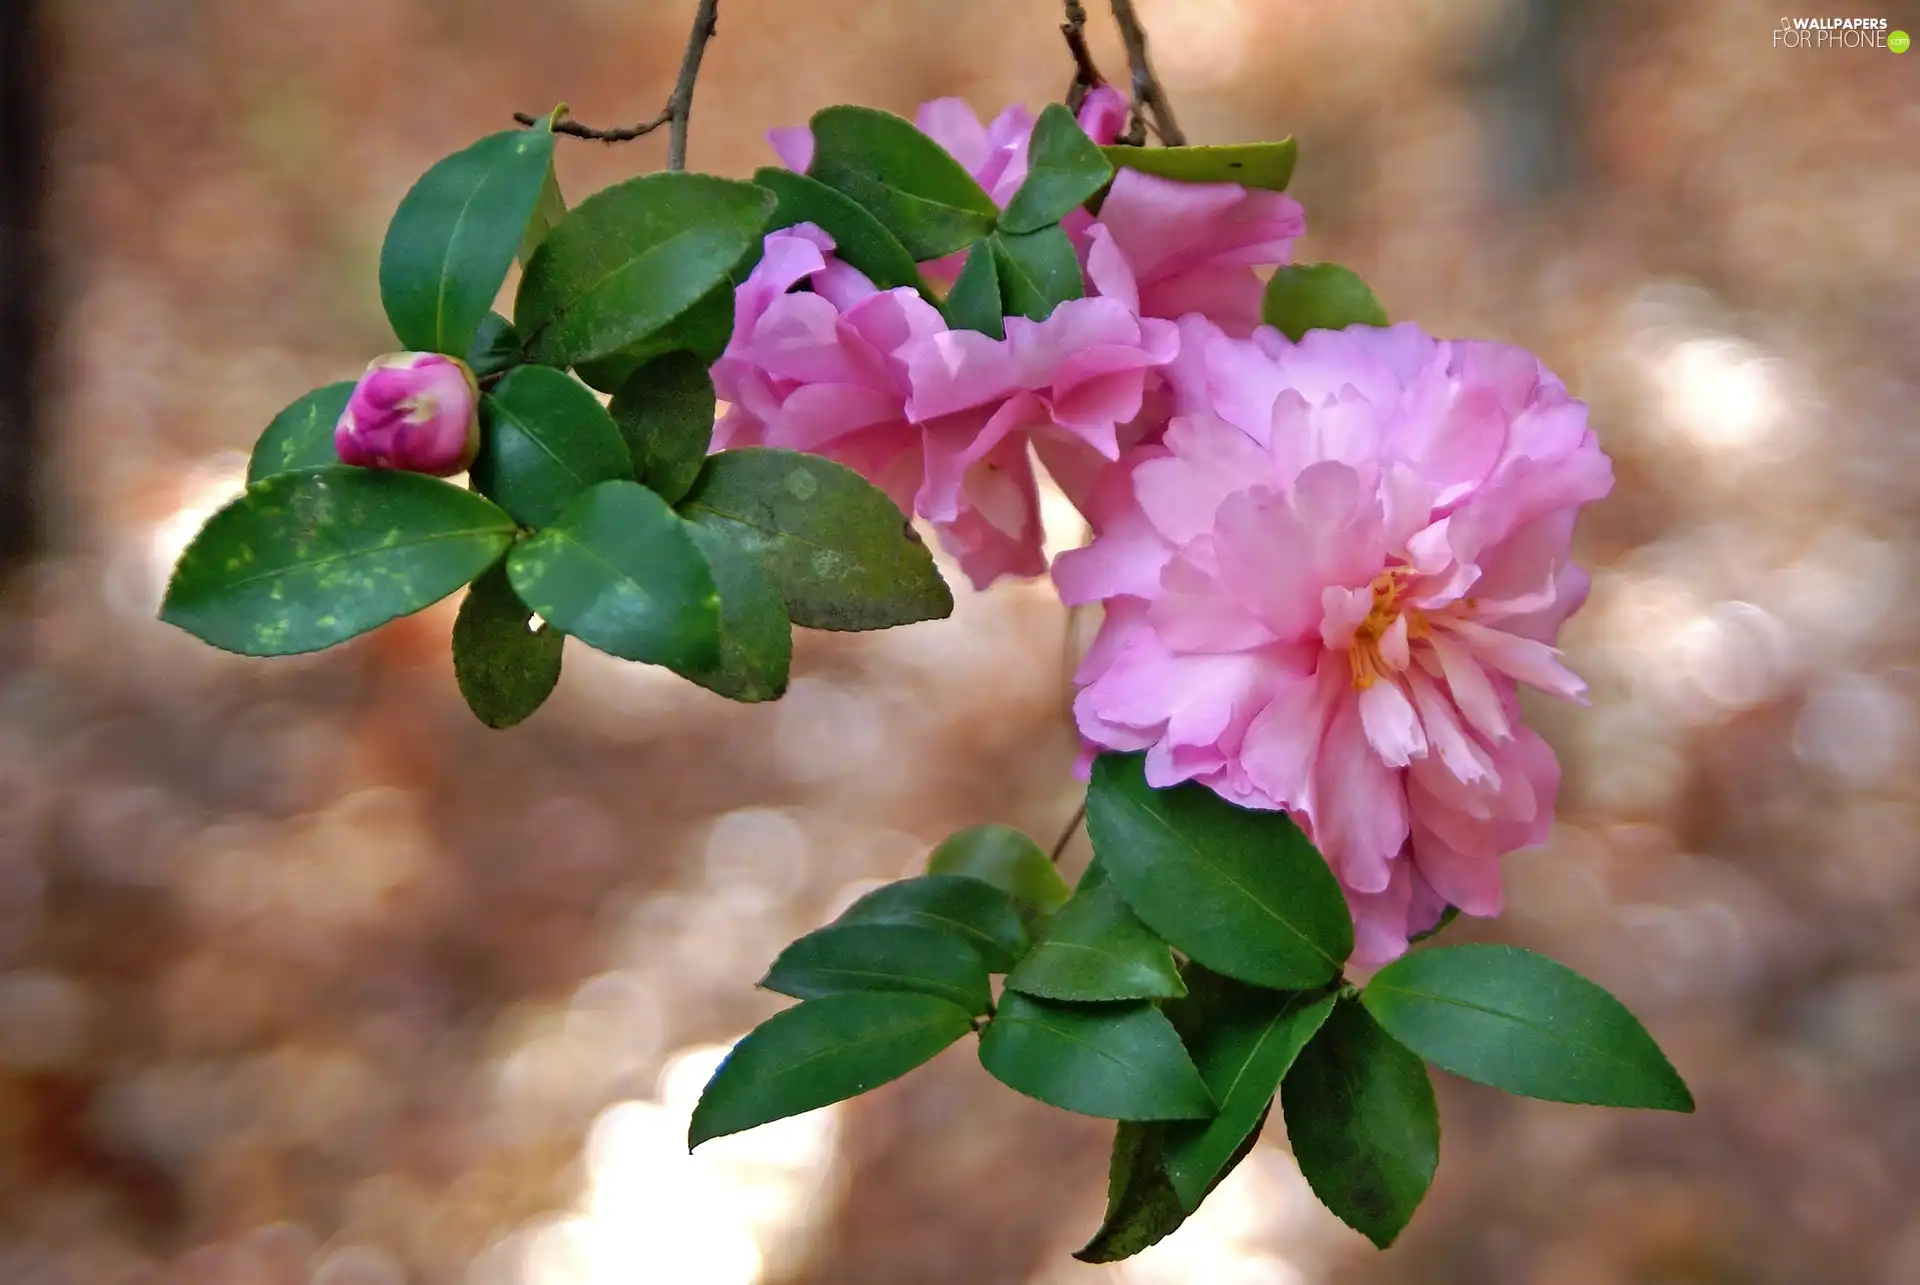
[1347,566,1419,690]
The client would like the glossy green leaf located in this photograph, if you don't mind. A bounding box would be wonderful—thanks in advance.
[807,106,999,259]
[1283,998,1438,1248]
[1261,263,1388,342]
[1085,753,1353,988]
[753,166,925,293]
[676,522,791,702]
[506,480,720,671]
[246,382,351,483]
[1001,103,1113,234]
[517,160,566,268]
[1361,944,1694,1111]
[515,173,773,369]
[1163,986,1336,1208]
[160,467,515,656]
[992,226,1084,322]
[925,825,1069,916]
[572,283,735,395]
[943,239,1005,338]
[465,312,523,379]
[1005,878,1184,1002]
[608,352,715,505]
[835,875,1028,972]
[688,991,973,1147]
[679,448,953,632]
[1100,139,1298,192]
[473,365,634,529]
[380,128,558,356]
[760,922,991,1015]
[978,993,1213,1121]
[451,562,563,729]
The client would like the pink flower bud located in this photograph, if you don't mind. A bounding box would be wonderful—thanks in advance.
[334,353,481,476]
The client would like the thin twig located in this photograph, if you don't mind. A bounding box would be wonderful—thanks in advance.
[1060,0,1104,112]
[511,0,719,170]
[1048,799,1088,865]
[1109,0,1186,146]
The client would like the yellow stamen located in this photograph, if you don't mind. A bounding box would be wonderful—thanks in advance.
[1347,566,1422,690]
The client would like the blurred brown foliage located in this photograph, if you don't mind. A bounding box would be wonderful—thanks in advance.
[2,1,1918,1282]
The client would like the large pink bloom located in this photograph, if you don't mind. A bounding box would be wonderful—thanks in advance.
[1054,320,1613,966]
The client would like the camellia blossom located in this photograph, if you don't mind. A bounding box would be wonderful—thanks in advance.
[1054,320,1614,965]
[333,352,480,476]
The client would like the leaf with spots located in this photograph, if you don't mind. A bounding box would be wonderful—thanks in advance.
[246,382,351,483]
[506,480,720,672]
[678,448,952,632]
[675,521,791,703]
[452,562,563,729]
[380,128,558,356]
[159,466,517,656]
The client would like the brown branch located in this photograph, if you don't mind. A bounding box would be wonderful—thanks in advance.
[1109,0,1186,146]
[1060,0,1104,112]
[1048,799,1088,865]
[511,0,719,170]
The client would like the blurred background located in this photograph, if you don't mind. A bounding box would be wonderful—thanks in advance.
[1,0,1918,1281]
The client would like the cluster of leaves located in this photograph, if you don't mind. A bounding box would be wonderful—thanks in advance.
[160,115,958,726]
[691,752,1693,1258]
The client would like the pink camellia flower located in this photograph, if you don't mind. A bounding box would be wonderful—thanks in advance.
[334,352,481,476]
[714,223,1056,588]
[1053,320,1613,966]
[1084,172,1307,336]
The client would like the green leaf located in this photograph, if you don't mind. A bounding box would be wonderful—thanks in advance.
[760,922,991,1015]
[1001,103,1113,234]
[925,825,1069,916]
[160,467,515,657]
[515,172,773,370]
[676,521,791,702]
[517,160,566,269]
[943,240,1005,338]
[1261,263,1389,342]
[835,875,1028,972]
[1100,139,1298,192]
[679,448,953,632]
[572,283,735,396]
[465,312,523,379]
[380,129,558,356]
[1074,1123,1187,1263]
[1085,753,1353,989]
[473,365,635,529]
[1360,944,1694,1112]
[1162,986,1336,1208]
[1005,878,1184,1002]
[978,992,1213,1121]
[451,561,563,729]
[506,480,720,671]
[753,167,925,293]
[1283,997,1438,1248]
[688,991,973,1147]
[991,226,1084,322]
[806,105,999,259]
[608,351,715,505]
[246,382,351,483]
